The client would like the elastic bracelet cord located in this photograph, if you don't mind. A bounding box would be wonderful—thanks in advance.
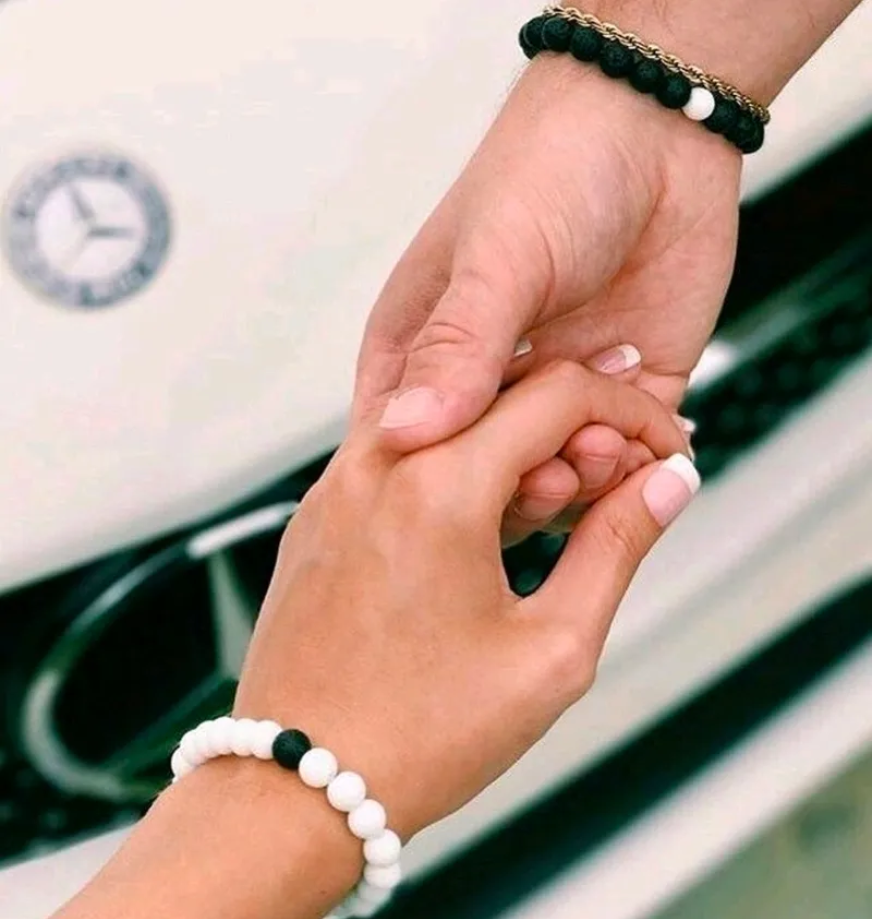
[519,5,768,154]
[170,717,402,919]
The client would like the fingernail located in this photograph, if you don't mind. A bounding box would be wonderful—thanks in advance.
[579,454,618,490]
[673,414,698,435]
[589,344,642,375]
[379,387,444,429]
[642,454,701,527]
[513,338,534,359]
[672,415,697,461]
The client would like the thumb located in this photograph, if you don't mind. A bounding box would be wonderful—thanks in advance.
[377,269,533,451]
[528,454,701,663]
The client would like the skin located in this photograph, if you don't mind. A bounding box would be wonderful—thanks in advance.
[54,363,691,919]
[357,0,863,539]
[49,1,864,915]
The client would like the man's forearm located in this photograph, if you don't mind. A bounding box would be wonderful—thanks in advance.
[571,0,864,103]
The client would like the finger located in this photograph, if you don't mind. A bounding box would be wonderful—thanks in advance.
[541,440,660,533]
[561,425,627,499]
[540,437,657,534]
[505,341,643,388]
[502,458,580,548]
[526,454,701,670]
[500,344,642,540]
[376,260,544,449]
[353,225,455,422]
[447,360,691,513]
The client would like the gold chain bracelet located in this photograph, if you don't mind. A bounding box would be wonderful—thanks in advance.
[543,4,770,124]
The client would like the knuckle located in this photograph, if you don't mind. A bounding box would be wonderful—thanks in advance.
[545,629,599,699]
[539,358,592,390]
[411,315,485,355]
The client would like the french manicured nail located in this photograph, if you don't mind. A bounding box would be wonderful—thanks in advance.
[673,415,698,435]
[642,454,701,527]
[672,415,697,461]
[513,338,534,359]
[589,344,642,375]
[379,387,444,429]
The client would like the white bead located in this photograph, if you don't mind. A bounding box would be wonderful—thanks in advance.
[326,771,367,812]
[229,718,259,757]
[171,747,193,778]
[209,716,236,756]
[192,720,219,759]
[363,830,401,868]
[250,720,283,760]
[682,86,716,121]
[363,861,402,890]
[348,800,387,840]
[179,730,206,767]
[299,748,339,789]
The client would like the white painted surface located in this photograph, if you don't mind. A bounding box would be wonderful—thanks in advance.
[503,636,872,919]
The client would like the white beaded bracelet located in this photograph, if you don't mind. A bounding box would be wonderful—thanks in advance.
[170,717,402,918]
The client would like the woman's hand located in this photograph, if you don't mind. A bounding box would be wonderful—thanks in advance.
[355,53,738,536]
[56,363,697,919]
[236,361,698,840]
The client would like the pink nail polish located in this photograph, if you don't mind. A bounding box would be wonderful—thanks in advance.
[590,344,642,375]
[642,454,701,527]
[379,387,444,429]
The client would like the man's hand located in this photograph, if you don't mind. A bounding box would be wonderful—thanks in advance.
[354,53,739,536]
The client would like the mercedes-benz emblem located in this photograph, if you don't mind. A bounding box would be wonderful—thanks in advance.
[4,153,171,308]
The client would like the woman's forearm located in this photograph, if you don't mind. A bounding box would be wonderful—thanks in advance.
[573,0,863,103]
[53,758,361,919]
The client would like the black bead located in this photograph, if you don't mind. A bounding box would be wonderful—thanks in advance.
[598,39,634,78]
[520,16,549,58]
[703,96,740,135]
[541,16,575,53]
[629,56,663,94]
[272,729,313,770]
[656,71,692,109]
[739,118,765,154]
[726,111,758,150]
[570,26,603,62]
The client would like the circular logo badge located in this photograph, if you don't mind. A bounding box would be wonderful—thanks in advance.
[4,153,171,308]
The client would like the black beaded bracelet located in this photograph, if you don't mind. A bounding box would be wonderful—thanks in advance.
[519,7,767,154]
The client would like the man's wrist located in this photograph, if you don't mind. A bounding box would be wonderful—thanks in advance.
[563,0,862,105]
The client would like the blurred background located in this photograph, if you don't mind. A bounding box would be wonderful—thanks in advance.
[1,1,871,917]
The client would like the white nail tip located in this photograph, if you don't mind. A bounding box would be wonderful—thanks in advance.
[618,344,642,368]
[662,454,701,494]
[513,339,534,358]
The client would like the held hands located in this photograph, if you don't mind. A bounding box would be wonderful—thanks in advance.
[355,53,740,536]
[235,362,698,841]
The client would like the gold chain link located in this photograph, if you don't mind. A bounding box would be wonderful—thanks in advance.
[542,4,770,124]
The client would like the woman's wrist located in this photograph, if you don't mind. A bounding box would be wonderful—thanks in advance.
[566,0,863,105]
[54,757,361,919]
